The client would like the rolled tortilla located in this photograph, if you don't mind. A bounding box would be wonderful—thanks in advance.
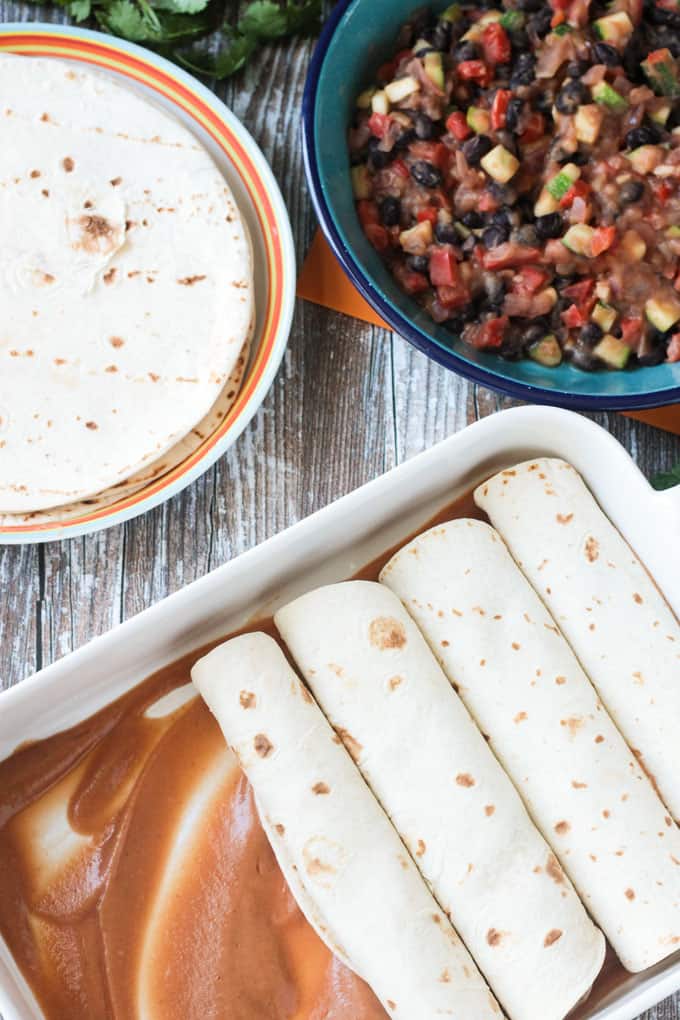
[474,458,680,822]
[275,581,605,1020]
[381,521,680,973]
[191,632,501,1020]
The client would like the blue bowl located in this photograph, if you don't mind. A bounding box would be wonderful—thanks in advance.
[302,0,680,410]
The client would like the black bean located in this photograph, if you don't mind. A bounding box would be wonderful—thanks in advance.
[454,41,479,62]
[432,18,453,51]
[625,123,662,149]
[622,36,644,80]
[510,51,536,87]
[380,196,401,227]
[461,234,478,254]
[650,2,680,26]
[495,63,512,80]
[461,210,484,228]
[487,180,517,204]
[566,59,589,76]
[410,160,443,188]
[510,28,531,51]
[435,221,459,244]
[534,92,554,115]
[523,322,548,346]
[495,130,518,156]
[534,212,563,239]
[488,208,512,230]
[407,254,430,273]
[413,112,435,140]
[394,128,417,152]
[566,345,599,371]
[555,79,589,114]
[569,149,589,165]
[513,224,538,246]
[505,98,524,132]
[516,0,541,11]
[579,321,603,345]
[593,41,621,65]
[462,134,493,165]
[483,223,511,247]
[528,8,552,37]
[619,179,645,204]
[637,345,667,366]
[367,138,392,169]
[483,271,506,305]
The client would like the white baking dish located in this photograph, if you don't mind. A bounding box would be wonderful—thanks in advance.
[1,405,679,1020]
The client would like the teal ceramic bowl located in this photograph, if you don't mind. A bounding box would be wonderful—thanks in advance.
[302,0,680,410]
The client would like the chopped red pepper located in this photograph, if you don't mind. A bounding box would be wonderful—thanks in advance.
[410,141,450,171]
[357,200,380,227]
[430,247,460,287]
[437,280,471,308]
[446,111,471,140]
[491,89,511,131]
[652,180,673,206]
[364,223,391,252]
[393,262,430,295]
[478,192,500,212]
[519,112,545,144]
[392,159,410,179]
[470,315,509,349]
[561,304,587,328]
[590,226,617,256]
[513,266,550,294]
[551,10,567,26]
[620,316,643,350]
[481,244,543,270]
[482,23,511,65]
[560,179,592,209]
[368,112,390,138]
[562,278,595,302]
[457,60,493,86]
[417,207,439,225]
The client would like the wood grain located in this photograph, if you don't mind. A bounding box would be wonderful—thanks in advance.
[0,7,679,1018]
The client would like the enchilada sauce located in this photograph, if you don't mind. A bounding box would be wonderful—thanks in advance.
[0,490,619,1019]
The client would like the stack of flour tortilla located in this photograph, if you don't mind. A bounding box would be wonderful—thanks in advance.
[0,55,254,520]
[193,458,680,1020]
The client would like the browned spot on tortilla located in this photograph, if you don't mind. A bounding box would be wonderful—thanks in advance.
[148,372,160,383]
[416,839,426,856]
[595,734,605,744]
[632,671,644,685]
[305,856,335,879]
[602,809,610,819]
[110,176,122,186]
[571,780,588,789]
[62,157,74,172]
[633,592,643,604]
[103,267,117,285]
[484,805,495,817]
[514,711,527,723]
[83,200,93,210]
[85,421,98,430]
[556,513,573,524]
[274,823,285,836]
[625,888,635,900]
[456,773,475,788]
[666,815,673,827]
[40,112,49,122]
[511,642,521,651]
[441,639,450,648]
[387,1000,396,1011]
[298,683,313,704]
[368,616,407,650]
[254,733,273,758]
[53,357,66,366]
[554,820,570,835]
[671,856,680,866]
[388,675,403,690]
[105,365,118,374]
[560,715,584,736]
[178,274,207,286]
[41,189,49,198]
[486,928,504,947]
[239,690,256,709]
[336,727,362,762]
[555,675,567,686]
[29,169,41,179]
[585,536,600,562]
[40,273,55,285]
[110,336,124,348]
[544,929,563,947]
[546,853,565,884]
[312,782,330,795]
[77,215,113,252]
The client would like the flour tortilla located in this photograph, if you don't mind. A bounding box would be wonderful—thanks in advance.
[475,458,680,822]
[0,55,253,512]
[191,632,501,1020]
[275,580,605,1020]
[381,520,680,973]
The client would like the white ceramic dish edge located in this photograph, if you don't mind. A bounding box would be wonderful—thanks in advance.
[0,404,679,1020]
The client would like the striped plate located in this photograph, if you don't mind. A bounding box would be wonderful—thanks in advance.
[0,24,296,544]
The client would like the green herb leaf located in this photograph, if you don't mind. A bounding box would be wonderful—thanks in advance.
[96,0,153,40]
[68,0,92,19]
[651,463,680,490]
[239,0,289,39]
[179,29,257,76]
[151,0,209,18]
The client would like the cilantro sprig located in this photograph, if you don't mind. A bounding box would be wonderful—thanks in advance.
[30,0,322,76]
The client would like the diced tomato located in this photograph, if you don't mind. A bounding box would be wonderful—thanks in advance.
[491,89,511,131]
[457,60,492,86]
[666,333,680,363]
[470,315,509,349]
[368,112,390,138]
[482,23,511,65]
[559,179,592,209]
[410,141,450,171]
[481,244,543,270]
[437,280,471,308]
[478,192,500,212]
[392,159,410,179]
[551,9,567,26]
[513,266,550,294]
[590,226,617,256]
[652,180,673,205]
[417,207,439,225]
[562,278,595,302]
[551,0,572,11]
[430,247,459,287]
[519,112,545,144]
[357,200,380,227]
[364,223,390,252]
[446,111,471,141]
[561,299,595,328]
[393,262,430,295]
[620,316,643,349]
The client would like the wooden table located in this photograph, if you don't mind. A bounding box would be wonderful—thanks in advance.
[0,9,678,1018]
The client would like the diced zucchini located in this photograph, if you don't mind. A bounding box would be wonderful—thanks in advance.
[620,229,646,261]
[351,165,372,200]
[356,87,376,110]
[595,280,611,302]
[645,296,680,332]
[574,104,604,145]
[666,225,680,238]
[462,10,502,40]
[424,52,445,90]
[593,11,633,44]
[480,144,520,183]
[650,101,672,126]
[592,301,617,332]
[562,223,594,255]
[385,76,420,103]
[642,48,680,99]
[538,286,558,310]
[371,90,390,115]
[441,3,462,23]
[454,221,472,239]
[499,9,524,30]
[546,163,581,200]
[413,38,432,55]
[529,334,562,366]
[591,81,629,113]
[467,105,491,134]
[399,219,433,254]
[594,335,631,368]
[534,187,559,216]
[626,145,663,174]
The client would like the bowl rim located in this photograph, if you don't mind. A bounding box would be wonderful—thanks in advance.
[301,0,680,412]
[0,23,296,545]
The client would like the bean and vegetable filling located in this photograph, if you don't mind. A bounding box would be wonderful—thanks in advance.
[348,0,680,370]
